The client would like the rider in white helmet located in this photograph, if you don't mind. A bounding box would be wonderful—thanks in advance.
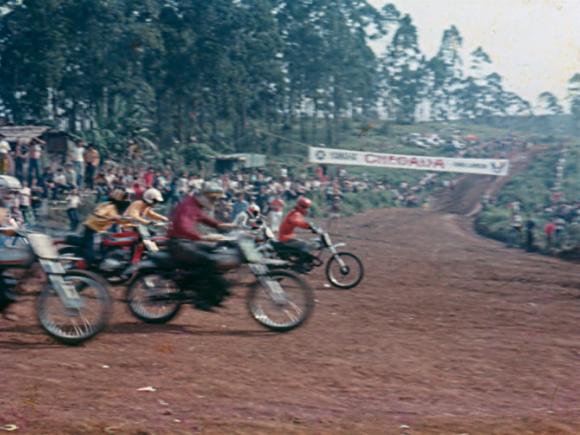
[233,203,261,229]
[122,187,168,228]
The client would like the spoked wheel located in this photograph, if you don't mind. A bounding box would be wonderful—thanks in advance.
[325,252,364,289]
[36,273,112,345]
[126,273,182,324]
[247,270,314,332]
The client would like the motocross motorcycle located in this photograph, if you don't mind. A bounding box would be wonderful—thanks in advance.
[125,232,314,332]
[56,223,167,284]
[258,223,364,290]
[0,228,112,345]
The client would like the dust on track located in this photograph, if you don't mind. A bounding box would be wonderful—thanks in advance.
[1,206,579,434]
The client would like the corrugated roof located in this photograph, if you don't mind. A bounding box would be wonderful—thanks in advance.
[0,125,50,142]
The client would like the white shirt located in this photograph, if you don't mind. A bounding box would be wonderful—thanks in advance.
[67,194,80,209]
[72,146,85,162]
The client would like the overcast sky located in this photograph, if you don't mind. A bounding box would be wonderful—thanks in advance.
[368,0,580,104]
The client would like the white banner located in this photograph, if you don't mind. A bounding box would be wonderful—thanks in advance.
[308,146,509,176]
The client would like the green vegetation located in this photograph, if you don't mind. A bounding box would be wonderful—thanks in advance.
[1,1,578,163]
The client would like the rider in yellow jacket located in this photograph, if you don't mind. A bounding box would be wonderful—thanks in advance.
[122,188,168,229]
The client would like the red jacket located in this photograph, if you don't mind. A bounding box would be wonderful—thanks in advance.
[168,196,219,241]
[278,209,311,242]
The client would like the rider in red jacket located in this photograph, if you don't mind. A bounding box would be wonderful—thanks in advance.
[278,196,317,256]
[168,182,236,311]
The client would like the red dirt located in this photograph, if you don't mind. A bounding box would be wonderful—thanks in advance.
[1,207,580,434]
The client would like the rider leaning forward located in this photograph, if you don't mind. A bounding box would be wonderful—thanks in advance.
[81,189,131,265]
[278,196,318,257]
[167,182,237,311]
[122,187,168,229]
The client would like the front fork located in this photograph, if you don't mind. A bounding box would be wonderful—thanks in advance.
[40,260,83,309]
[250,264,287,305]
[327,246,347,271]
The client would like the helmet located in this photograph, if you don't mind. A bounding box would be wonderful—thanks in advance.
[295,196,312,214]
[109,188,129,202]
[0,176,22,202]
[143,188,163,205]
[247,204,260,217]
[202,181,225,199]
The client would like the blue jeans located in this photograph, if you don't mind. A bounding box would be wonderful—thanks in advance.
[67,208,80,231]
[73,161,84,188]
[28,159,41,185]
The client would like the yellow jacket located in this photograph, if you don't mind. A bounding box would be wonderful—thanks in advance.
[84,202,121,232]
[122,200,167,229]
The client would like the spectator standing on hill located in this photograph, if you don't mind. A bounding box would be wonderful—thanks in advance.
[84,144,100,189]
[14,140,27,182]
[525,217,536,251]
[28,138,43,184]
[66,188,81,231]
[544,221,556,250]
[509,214,523,247]
[71,140,85,189]
[554,217,566,247]
[144,167,155,188]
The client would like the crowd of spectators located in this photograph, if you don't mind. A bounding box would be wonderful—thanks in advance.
[0,138,446,233]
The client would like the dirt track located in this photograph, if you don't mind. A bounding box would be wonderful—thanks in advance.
[1,206,580,434]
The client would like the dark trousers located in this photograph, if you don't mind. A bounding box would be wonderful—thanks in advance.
[15,157,25,182]
[86,164,96,189]
[168,239,227,299]
[282,239,312,258]
[28,159,41,185]
[81,226,97,265]
[67,208,80,232]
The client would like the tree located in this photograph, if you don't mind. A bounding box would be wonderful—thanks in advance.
[380,14,424,123]
[568,74,580,115]
[536,92,563,115]
[426,25,464,120]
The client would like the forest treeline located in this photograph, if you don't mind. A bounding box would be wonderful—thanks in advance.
[1,0,579,158]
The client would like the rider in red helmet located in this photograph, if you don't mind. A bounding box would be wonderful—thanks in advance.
[278,196,317,256]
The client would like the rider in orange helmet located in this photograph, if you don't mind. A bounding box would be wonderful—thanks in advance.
[278,196,317,257]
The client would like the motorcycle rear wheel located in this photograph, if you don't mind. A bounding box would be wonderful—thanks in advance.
[126,273,182,324]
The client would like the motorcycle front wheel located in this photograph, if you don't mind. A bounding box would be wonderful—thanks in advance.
[247,270,314,332]
[126,273,182,324]
[325,252,364,289]
[36,272,112,345]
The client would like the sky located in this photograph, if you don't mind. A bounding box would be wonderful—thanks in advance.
[368,0,580,104]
